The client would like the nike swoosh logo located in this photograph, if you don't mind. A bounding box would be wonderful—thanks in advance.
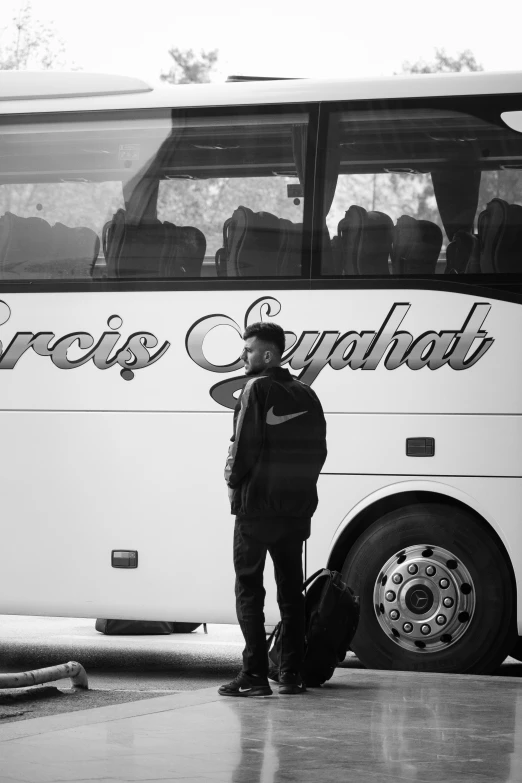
[266,407,307,426]
[238,687,251,692]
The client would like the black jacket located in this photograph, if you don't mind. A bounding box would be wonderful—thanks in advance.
[225,367,327,519]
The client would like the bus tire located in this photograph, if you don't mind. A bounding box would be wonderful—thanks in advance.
[341,503,515,674]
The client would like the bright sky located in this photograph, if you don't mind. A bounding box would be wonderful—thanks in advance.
[2,0,522,84]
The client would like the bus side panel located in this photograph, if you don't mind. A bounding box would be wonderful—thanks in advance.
[0,410,280,623]
[0,289,518,416]
[325,413,522,477]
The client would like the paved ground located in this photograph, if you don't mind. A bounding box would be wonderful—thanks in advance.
[2,667,522,783]
[0,615,521,724]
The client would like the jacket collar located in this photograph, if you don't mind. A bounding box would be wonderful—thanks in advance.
[258,366,294,382]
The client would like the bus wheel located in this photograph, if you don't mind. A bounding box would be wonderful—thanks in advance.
[342,503,515,674]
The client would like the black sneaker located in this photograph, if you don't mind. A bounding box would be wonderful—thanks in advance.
[218,672,273,698]
[278,671,306,695]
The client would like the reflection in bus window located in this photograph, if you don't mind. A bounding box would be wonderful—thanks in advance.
[0,111,308,281]
[321,106,522,278]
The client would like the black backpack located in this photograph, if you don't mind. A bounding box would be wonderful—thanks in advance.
[268,568,359,687]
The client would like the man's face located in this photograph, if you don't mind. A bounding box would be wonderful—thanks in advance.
[241,336,269,376]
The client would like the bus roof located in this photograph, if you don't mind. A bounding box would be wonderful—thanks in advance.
[0,70,521,115]
[0,72,153,102]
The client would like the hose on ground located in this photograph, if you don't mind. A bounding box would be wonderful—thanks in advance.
[0,661,88,690]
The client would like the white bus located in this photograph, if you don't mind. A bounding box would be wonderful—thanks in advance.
[1,69,522,674]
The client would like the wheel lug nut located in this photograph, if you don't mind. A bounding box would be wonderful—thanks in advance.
[407,564,418,575]
[439,578,450,589]
[436,615,447,626]
[392,574,403,584]
[389,610,400,620]
[443,597,454,608]
[403,623,413,633]
[420,624,431,635]
[425,565,436,576]
[385,591,396,602]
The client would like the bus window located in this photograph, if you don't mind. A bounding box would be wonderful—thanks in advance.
[319,103,522,280]
[155,112,308,279]
[0,180,123,281]
[0,109,309,282]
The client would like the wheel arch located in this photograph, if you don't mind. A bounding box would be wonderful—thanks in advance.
[326,481,516,596]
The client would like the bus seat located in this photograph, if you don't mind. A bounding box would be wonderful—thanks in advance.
[0,212,52,278]
[278,219,302,276]
[391,216,442,275]
[103,210,168,278]
[336,206,393,275]
[103,209,205,278]
[445,230,479,274]
[161,222,206,277]
[464,236,481,273]
[478,199,522,274]
[328,234,343,275]
[0,212,99,279]
[215,218,232,277]
[50,222,100,275]
[215,246,226,277]
[337,206,361,275]
[216,207,281,277]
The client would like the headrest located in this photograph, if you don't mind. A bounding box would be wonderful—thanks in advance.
[391,216,443,275]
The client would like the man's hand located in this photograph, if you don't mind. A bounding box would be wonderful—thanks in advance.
[228,486,234,503]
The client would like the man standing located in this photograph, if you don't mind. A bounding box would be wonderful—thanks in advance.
[218,321,327,698]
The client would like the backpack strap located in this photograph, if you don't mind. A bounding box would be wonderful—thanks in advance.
[302,568,330,591]
[265,621,281,649]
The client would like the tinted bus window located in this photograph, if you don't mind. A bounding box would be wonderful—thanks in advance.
[0,109,309,282]
[319,103,522,280]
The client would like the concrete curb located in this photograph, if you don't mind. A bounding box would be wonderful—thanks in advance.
[0,685,222,742]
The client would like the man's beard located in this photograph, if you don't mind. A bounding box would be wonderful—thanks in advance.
[245,363,264,376]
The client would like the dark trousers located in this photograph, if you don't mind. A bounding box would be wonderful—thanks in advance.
[233,517,308,678]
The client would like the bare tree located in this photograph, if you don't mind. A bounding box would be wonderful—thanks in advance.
[402,48,483,75]
[161,48,219,85]
[0,2,66,70]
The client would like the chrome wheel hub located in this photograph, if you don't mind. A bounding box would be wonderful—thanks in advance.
[374,544,475,652]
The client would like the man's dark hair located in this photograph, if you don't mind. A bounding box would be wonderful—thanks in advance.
[243,321,286,356]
